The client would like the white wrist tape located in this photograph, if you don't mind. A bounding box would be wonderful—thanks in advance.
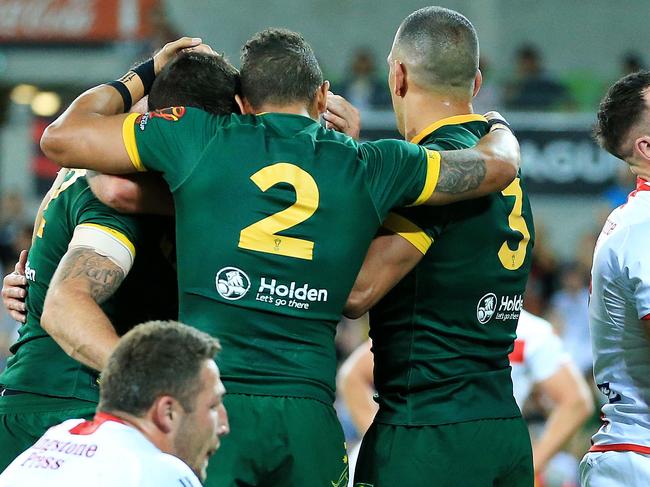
[68,224,136,275]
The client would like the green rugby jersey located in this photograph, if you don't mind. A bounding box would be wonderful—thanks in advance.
[0,170,177,402]
[123,107,439,404]
[371,114,535,425]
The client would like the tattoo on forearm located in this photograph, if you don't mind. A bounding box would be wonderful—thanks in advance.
[118,72,137,84]
[437,153,487,193]
[56,248,125,304]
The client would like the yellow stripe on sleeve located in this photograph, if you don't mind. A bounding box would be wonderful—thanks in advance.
[408,149,441,207]
[78,223,136,257]
[382,212,433,255]
[122,113,146,172]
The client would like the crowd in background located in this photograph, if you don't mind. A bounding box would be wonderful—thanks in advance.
[334,43,644,114]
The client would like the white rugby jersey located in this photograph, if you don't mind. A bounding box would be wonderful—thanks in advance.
[589,177,650,454]
[509,310,569,408]
[0,412,202,487]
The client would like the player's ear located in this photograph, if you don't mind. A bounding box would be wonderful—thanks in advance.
[473,69,482,98]
[393,60,407,98]
[236,95,256,115]
[234,94,246,114]
[315,80,330,115]
[151,395,177,433]
[633,135,650,163]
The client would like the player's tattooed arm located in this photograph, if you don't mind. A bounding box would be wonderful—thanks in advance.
[41,248,125,370]
[425,112,520,205]
[54,248,125,303]
[435,152,487,194]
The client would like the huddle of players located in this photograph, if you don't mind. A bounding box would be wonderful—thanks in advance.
[0,7,542,487]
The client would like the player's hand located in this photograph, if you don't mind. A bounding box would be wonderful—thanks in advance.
[483,111,511,133]
[476,113,520,172]
[153,37,204,74]
[324,91,361,140]
[2,250,28,323]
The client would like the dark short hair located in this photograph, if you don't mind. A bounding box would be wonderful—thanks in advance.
[148,51,240,115]
[395,7,478,91]
[98,320,221,416]
[595,71,650,159]
[240,28,323,109]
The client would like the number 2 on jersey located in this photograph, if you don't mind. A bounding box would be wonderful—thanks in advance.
[239,163,319,260]
[498,178,531,270]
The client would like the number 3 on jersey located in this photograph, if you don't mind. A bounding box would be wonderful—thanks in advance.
[239,163,319,260]
[498,178,531,270]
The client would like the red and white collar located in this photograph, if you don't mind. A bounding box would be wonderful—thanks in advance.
[627,177,650,200]
[68,412,127,435]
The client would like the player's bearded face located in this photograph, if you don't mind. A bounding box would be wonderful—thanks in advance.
[173,361,223,481]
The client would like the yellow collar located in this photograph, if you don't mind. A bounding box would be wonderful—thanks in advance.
[410,114,487,144]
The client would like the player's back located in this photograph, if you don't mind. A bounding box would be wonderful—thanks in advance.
[590,180,650,449]
[0,414,201,487]
[0,170,177,402]
[370,116,535,425]
[129,108,433,404]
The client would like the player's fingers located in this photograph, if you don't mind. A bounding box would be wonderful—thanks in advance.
[164,37,202,55]
[192,43,216,55]
[4,272,27,288]
[8,309,26,323]
[322,111,348,132]
[16,250,28,274]
[483,111,507,123]
[2,283,26,299]
[5,297,26,313]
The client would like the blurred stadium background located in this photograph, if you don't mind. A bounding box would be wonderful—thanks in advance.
[0,1,646,485]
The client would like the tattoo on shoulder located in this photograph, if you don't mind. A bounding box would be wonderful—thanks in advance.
[437,152,486,193]
[56,248,125,304]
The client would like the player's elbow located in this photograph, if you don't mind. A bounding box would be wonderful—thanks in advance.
[559,374,595,424]
[89,175,141,214]
[491,159,518,192]
[572,385,595,421]
[344,290,370,319]
[41,122,77,167]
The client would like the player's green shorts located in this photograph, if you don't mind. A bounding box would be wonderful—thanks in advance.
[0,392,96,471]
[206,393,348,487]
[354,417,533,487]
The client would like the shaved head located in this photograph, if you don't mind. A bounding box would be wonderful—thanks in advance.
[392,6,479,95]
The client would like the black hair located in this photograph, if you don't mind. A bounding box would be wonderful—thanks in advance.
[595,71,650,159]
[395,7,478,91]
[148,51,239,115]
[240,28,323,109]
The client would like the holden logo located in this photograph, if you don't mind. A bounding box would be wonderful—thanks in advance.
[216,267,250,300]
[476,293,497,324]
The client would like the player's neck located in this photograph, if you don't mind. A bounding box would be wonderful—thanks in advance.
[402,91,473,142]
[107,410,173,453]
[253,102,316,120]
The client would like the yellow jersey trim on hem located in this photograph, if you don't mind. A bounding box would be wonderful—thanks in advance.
[122,113,146,172]
[382,213,433,255]
[409,149,440,207]
[410,114,487,145]
[78,223,136,257]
